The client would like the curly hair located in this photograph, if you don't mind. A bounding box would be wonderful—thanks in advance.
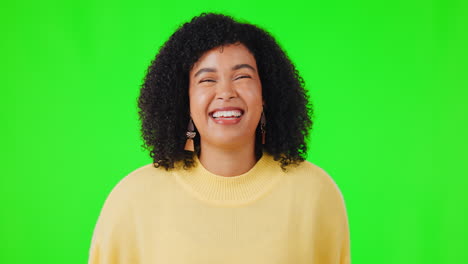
[138,12,313,171]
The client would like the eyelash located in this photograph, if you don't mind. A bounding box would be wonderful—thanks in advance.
[200,75,251,83]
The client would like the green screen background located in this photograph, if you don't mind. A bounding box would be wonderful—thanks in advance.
[1,0,467,263]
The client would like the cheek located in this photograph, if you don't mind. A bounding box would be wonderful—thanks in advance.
[239,82,263,107]
[189,87,212,116]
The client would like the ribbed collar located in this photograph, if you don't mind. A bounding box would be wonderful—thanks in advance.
[173,152,284,206]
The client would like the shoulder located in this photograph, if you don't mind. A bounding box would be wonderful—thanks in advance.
[115,163,165,190]
[287,159,338,187]
[89,163,169,257]
[289,160,349,224]
[92,163,174,232]
[100,163,173,209]
[285,159,345,202]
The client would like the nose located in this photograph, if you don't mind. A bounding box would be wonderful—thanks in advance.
[216,80,238,101]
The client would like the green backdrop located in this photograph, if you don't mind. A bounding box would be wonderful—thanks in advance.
[1,0,467,263]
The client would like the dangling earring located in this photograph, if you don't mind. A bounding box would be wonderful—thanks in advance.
[184,119,196,152]
[260,111,266,145]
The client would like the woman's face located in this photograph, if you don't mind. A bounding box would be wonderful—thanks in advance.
[188,43,263,150]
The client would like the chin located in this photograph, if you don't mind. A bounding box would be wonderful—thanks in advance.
[202,133,254,148]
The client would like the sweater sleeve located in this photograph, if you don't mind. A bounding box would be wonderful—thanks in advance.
[88,177,141,264]
[338,202,351,264]
[314,169,351,264]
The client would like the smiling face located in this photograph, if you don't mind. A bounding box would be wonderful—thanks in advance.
[188,43,263,150]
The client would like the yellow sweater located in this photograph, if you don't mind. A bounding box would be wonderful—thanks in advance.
[88,153,351,263]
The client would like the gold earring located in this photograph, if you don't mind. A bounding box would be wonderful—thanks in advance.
[184,119,196,152]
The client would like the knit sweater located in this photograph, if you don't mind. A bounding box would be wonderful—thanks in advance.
[88,152,351,263]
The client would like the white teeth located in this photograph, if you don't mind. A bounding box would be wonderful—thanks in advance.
[212,110,242,118]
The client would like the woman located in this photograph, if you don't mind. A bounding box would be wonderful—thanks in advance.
[89,12,350,264]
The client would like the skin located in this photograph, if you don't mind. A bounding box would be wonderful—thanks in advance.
[188,42,263,177]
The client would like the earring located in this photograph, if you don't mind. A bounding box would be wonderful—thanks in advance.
[261,111,266,145]
[184,119,196,152]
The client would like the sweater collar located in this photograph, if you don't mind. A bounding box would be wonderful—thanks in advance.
[173,152,284,206]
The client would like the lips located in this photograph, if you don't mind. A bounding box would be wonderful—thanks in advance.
[209,107,244,118]
[208,107,244,125]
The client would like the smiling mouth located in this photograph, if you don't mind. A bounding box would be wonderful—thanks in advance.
[209,110,244,119]
[208,109,244,124]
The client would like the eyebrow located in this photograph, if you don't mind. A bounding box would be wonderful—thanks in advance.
[193,64,256,78]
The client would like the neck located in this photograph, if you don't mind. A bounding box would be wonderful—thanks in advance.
[198,140,257,177]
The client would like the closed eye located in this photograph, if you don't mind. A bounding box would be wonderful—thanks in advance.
[200,79,216,83]
[200,76,251,83]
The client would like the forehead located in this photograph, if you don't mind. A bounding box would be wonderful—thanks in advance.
[190,43,257,71]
